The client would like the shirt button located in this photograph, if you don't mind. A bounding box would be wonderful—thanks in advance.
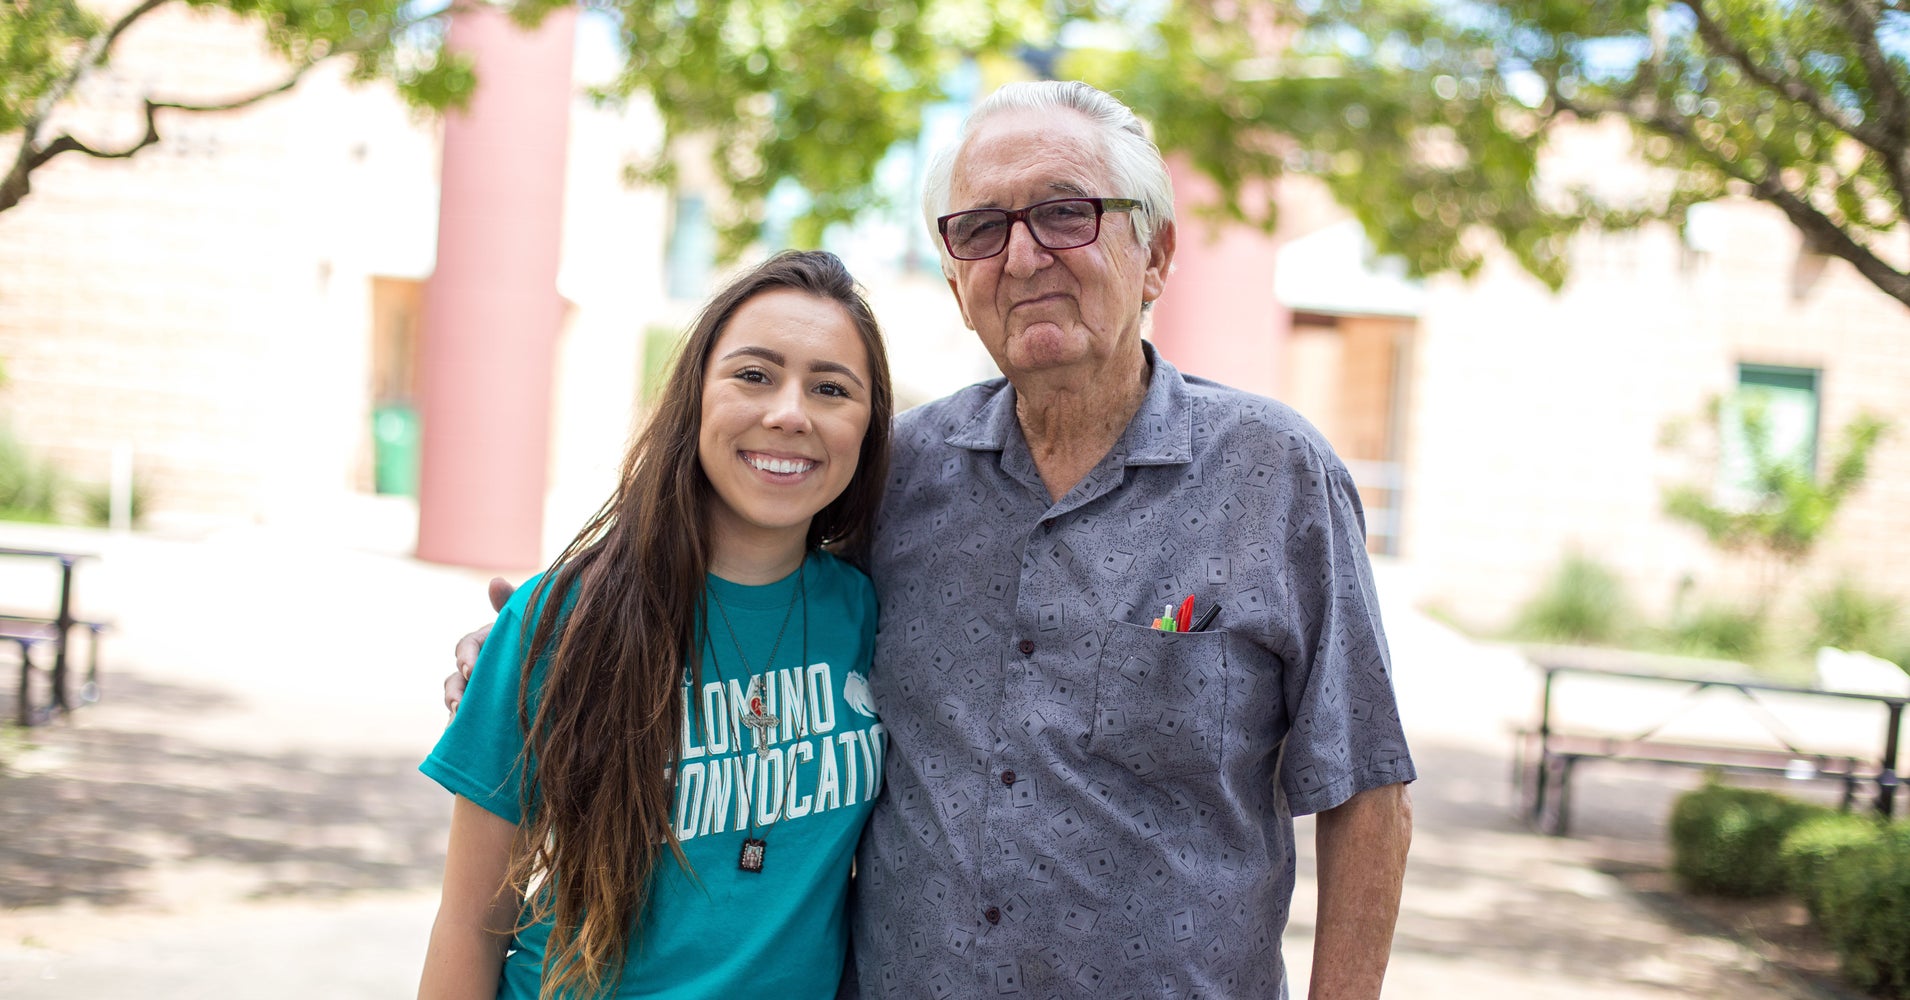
[1001,769,1016,785]
[984,907,1002,924]
[1018,639,1034,655]
[1040,519,1055,532]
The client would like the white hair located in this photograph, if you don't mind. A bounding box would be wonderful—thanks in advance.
[922,80,1176,279]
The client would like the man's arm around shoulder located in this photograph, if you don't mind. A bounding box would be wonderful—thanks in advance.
[1310,781,1413,999]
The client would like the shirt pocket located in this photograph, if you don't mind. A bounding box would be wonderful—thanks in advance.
[1087,619,1229,781]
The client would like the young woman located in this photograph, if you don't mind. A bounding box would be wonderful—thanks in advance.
[418,250,894,1000]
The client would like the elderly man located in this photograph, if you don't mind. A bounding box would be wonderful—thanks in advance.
[844,80,1413,999]
[451,80,1413,998]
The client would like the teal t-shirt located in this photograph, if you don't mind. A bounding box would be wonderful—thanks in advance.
[422,552,884,1000]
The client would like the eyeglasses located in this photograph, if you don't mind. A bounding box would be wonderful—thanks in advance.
[936,197,1144,261]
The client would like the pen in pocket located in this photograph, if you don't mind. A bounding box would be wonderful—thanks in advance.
[1155,597,1223,632]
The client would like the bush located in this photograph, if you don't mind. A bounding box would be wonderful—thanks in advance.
[1808,580,1903,659]
[76,474,151,529]
[1817,824,1910,996]
[1513,553,1631,645]
[0,423,62,522]
[1670,602,1766,662]
[1669,781,1827,896]
[0,422,150,529]
[1780,810,1887,920]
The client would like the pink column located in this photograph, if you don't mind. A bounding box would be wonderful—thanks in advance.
[1149,158,1289,400]
[415,6,576,569]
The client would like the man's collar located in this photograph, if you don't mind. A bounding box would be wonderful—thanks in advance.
[945,376,1020,451]
[1118,340,1194,465]
[945,341,1193,466]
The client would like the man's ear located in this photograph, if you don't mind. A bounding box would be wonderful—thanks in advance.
[946,274,976,331]
[1142,218,1176,306]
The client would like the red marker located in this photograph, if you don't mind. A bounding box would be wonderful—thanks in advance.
[1176,594,1195,633]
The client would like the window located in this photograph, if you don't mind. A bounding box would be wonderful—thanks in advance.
[666,193,715,301]
[1719,363,1820,504]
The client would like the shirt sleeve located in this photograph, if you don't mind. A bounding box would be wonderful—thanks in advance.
[419,572,552,825]
[1277,463,1417,816]
[856,569,879,676]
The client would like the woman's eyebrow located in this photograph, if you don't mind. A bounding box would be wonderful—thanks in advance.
[719,345,784,366]
[809,359,866,389]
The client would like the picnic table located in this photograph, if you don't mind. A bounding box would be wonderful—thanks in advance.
[1,545,106,726]
[1516,655,1906,836]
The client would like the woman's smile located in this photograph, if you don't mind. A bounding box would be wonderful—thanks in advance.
[741,450,820,477]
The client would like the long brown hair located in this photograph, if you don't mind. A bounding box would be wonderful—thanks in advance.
[507,250,892,999]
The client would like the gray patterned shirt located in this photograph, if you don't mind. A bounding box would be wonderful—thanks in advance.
[849,343,1415,999]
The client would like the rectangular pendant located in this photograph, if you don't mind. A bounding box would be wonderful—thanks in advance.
[739,838,766,872]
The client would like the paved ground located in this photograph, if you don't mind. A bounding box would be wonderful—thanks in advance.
[0,514,1878,998]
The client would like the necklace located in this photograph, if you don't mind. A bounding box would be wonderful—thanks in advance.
[703,560,809,873]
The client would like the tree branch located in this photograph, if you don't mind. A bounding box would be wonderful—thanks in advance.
[24,99,161,171]
[3,0,174,213]
[1822,0,1910,211]
[98,0,174,52]
[1607,95,1910,308]
[1825,0,1910,143]
[29,0,174,138]
[1749,174,1910,307]
[1682,0,1898,157]
[1666,2,1910,247]
[1,141,36,215]
[1555,88,1910,306]
[20,60,309,178]
[151,68,309,115]
[4,1,456,214]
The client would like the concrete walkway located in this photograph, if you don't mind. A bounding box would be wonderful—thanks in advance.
[0,515,1854,997]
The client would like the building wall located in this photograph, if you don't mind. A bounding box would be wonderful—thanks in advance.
[0,7,668,549]
[1402,199,1910,627]
[1177,122,1910,627]
[1149,161,1285,398]
[0,8,383,526]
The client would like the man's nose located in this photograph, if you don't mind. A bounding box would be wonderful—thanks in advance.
[1001,218,1052,277]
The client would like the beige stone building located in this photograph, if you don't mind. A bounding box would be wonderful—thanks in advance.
[1257,129,1910,630]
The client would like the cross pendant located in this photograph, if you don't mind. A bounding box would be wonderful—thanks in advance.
[743,700,779,757]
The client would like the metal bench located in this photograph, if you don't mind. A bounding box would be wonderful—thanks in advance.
[0,546,105,727]
[2,615,108,726]
[1516,656,1905,836]
[1514,728,1870,835]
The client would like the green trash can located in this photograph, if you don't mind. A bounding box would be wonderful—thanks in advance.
[372,403,420,497]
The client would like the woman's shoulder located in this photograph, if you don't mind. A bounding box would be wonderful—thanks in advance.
[508,568,593,619]
[487,569,587,656]
[490,570,548,629]
[502,570,548,613]
[807,551,878,651]
[807,550,873,594]
[808,551,876,623]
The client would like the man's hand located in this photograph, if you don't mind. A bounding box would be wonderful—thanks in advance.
[1310,781,1413,999]
[445,577,516,717]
